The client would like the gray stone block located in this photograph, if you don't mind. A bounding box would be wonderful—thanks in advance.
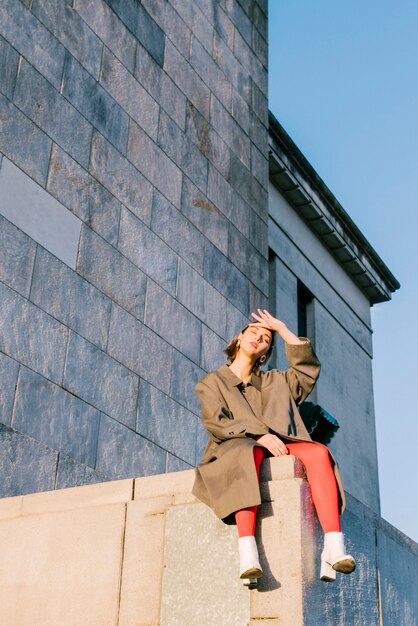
[203,240,248,313]
[168,0,213,54]
[0,352,19,427]
[212,30,251,104]
[0,93,52,186]
[225,300,250,342]
[228,223,268,294]
[63,331,139,428]
[62,54,129,154]
[145,280,202,365]
[0,423,58,497]
[32,0,103,79]
[248,281,269,314]
[137,380,197,465]
[206,164,232,220]
[227,189,250,239]
[96,413,166,478]
[200,324,226,373]
[251,142,268,190]
[151,190,205,274]
[89,131,152,225]
[14,60,93,169]
[220,0,252,46]
[55,451,110,490]
[158,110,208,194]
[210,96,250,168]
[30,247,111,351]
[252,24,268,68]
[233,28,266,94]
[141,0,191,60]
[0,214,36,298]
[229,151,267,219]
[0,34,19,100]
[231,88,252,136]
[212,3,235,49]
[177,259,227,337]
[0,282,68,385]
[252,80,268,127]
[0,157,81,270]
[170,349,205,416]
[100,48,159,141]
[74,0,137,74]
[105,0,165,67]
[249,110,269,154]
[13,367,100,467]
[0,0,65,89]
[180,177,228,255]
[185,102,230,179]
[77,225,147,321]
[47,144,121,247]
[118,207,178,296]
[190,36,232,111]
[248,208,268,258]
[164,39,211,120]
[135,43,186,131]
[127,120,182,208]
[166,454,193,473]
[107,303,173,395]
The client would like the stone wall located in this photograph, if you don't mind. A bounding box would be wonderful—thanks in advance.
[0,0,268,496]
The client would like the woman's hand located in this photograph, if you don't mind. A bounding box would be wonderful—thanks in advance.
[256,433,288,456]
[250,309,304,345]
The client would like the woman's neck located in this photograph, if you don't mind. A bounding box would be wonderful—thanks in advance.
[229,354,255,384]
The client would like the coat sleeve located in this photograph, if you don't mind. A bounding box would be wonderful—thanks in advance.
[195,380,249,443]
[282,339,321,405]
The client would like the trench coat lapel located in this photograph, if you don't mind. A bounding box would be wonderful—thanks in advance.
[216,364,262,420]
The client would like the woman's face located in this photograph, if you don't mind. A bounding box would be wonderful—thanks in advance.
[239,325,272,360]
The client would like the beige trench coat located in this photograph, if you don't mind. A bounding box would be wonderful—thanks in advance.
[192,340,345,523]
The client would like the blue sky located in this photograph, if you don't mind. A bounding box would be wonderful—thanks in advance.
[268,0,418,542]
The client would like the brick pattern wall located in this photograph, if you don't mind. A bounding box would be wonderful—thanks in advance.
[0,0,268,496]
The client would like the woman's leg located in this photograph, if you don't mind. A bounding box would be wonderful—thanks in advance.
[286,442,341,533]
[235,446,265,537]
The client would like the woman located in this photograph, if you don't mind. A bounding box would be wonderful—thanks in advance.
[192,309,355,585]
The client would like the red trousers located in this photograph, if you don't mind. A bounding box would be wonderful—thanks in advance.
[235,442,341,537]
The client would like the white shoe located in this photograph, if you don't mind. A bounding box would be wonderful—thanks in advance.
[320,531,356,582]
[238,536,263,580]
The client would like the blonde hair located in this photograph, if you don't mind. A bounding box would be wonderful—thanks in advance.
[224,324,274,371]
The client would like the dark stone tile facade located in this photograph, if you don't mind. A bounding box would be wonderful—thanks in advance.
[0,0,268,496]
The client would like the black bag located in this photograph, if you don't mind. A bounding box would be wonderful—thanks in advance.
[299,402,339,445]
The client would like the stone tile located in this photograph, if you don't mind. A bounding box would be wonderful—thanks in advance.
[127,120,182,208]
[151,190,205,274]
[96,413,166,478]
[135,43,186,131]
[228,223,268,294]
[0,34,19,99]
[207,2,235,49]
[14,60,93,169]
[248,206,268,257]
[168,0,213,54]
[55,452,110,490]
[0,423,58,498]
[203,240,248,313]
[141,0,191,60]
[252,23,268,68]
[225,301,250,342]
[229,151,267,219]
[180,177,228,255]
[62,53,129,154]
[32,0,103,79]
[77,225,147,321]
[64,331,139,428]
[105,0,165,67]
[74,0,137,73]
[166,454,193,472]
[231,87,252,136]
[89,131,152,225]
[210,96,250,168]
[227,189,250,239]
[13,367,100,467]
[118,207,178,296]
[164,38,211,120]
[0,157,81,270]
[170,349,205,416]
[137,380,197,465]
[251,142,269,190]
[177,259,227,337]
[206,164,232,219]
[0,93,52,186]
[0,0,65,90]
[249,109,269,154]
[30,247,112,351]
[145,280,201,365]
[200,324,227,372]
[158,110,208,194]
[212,30,251,104]
[185,102,230,179]
[100,48,159,141]
[220,0,252,45]
[252,80,268,127]
[0,352,19,427]
[0,214,36,298]
[47,144,121,247]
[107,303,173,395]
[233,27,266,93]
[190,36,232,110]
[248,281,269,314]
[0,282,68,385]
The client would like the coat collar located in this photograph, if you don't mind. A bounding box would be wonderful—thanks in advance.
[217,363,262,391]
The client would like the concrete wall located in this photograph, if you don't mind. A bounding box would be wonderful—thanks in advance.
[0,459,416,625]
[0,0,268,497]
[268,184,380,513]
